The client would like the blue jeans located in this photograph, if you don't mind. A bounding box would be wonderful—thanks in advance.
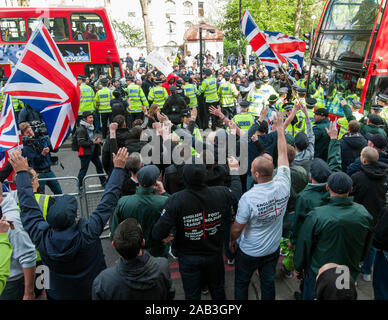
[373,250,388,300]
[302,267,316,300]
[178,252,226,300]
[234,247,279,300]
[38,170,63,195]
[361,246,376,275]
[94,111,101,132]
[77,154,106,188]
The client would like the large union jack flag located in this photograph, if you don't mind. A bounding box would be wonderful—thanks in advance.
[241,9,306,73]
[2,22,80,149]
[0,94,22,154]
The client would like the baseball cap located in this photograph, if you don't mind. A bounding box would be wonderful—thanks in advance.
[310,158,332,183]
[327,172,353,194]
[137,165,160,187]
[366,133,387,149]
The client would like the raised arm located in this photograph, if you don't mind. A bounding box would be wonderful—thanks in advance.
[273,112,289,167]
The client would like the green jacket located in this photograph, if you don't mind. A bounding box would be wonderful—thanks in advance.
[342,104,387,137]
[294,196,374,280]
[313,118,330,161]
[110,186,170,258]
[0,233,12,295]
[291,138,342,243]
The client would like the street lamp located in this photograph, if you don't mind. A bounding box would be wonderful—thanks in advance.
[199,27,215,82]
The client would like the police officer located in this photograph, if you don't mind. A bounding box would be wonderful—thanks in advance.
[247,80,265,118]
[198,68,219,130]
[175,109,202,156]
[284,103,306,137]
[232,100,255,131]
[337,99,363,139]
[294,87,307,107]
[182,75,198,109]
[95,78,112,139]
[148,78,168,109]
[377,93,388,122]
[126,76,148,123]
[305,97,317,123]
[260,76,277,102]
[312,82,326,109]
[218,72,239,119]
[77,74,96,128]
[276,87,289,112]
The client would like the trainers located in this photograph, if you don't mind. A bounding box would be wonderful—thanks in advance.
[362,274,372,281]
[227,258,235,265]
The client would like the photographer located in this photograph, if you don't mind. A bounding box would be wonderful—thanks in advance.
[19,122,62,195]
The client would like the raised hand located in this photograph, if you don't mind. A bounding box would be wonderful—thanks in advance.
[272,112,285,132]
[325,121,338,140]
[112,147,129,169]
[9,149,28,173]
[209,105,223,118]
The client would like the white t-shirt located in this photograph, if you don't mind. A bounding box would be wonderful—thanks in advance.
[236,166,291,257]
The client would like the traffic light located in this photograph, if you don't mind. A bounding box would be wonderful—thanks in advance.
[303,33,311,50]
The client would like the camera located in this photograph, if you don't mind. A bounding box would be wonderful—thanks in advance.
[22,121,50,150]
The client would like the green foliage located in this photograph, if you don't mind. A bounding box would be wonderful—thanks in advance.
[218,0,326,58]
[112,19,144,47]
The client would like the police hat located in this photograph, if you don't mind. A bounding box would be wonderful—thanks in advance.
[111,78,119,83]
[126,76,134,81]
[327,172,353,194]
[262,76,269,82]
[268,94,278,103]
[100,78,109,84]
[314,108,329,117]
[351,99,362,109]
[371,104,383,112]
[278,87,289,94]
[283,103,294,111]
[204,69,212,76]
[239,100,250,108]
[82,110,93,119]
[224,72,230,79]
[306,97,317,107]
[175,80,183,87]
[182,75,190,82]
[377,93,388,103]
[169,85,177,92]
[296,87,307,94]
[154,78,163,84]
[77,74,86,80]
[181,109,191,118]
[255,80,262,87]
[368,113,385,126]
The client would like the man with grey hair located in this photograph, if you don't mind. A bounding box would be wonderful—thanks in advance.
[351,146,388,281]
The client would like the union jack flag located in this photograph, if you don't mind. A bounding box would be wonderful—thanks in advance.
[241,9,306,73]
[2,22,80,149]
[0,94,22,154]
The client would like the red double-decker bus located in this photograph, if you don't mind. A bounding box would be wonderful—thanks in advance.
[0,7,123,80]
[309,0,388,115]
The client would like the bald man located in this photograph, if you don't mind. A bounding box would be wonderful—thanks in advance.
[230,112,290,300]
[351,146,388,282]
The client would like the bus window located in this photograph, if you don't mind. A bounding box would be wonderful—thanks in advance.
[324,0,381,31]
[112,62,121,80]
[85,64,112,78]
[0,18,27,42]
[71,14,106,41]
[28,18,70,41]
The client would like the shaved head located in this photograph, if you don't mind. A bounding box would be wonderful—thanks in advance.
[251,154,274,183]
[361,146,379,165]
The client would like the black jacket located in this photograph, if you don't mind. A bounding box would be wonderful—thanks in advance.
[76,123,101,157]
[374,205,388,251]
[110,99,128,118]
[340,134,367,172]
[152,168,242,256]
[92,251,173,300]
[102,129,131,175]
[142,79,155,100]
[351,161,388,225]
[163,94,188,125]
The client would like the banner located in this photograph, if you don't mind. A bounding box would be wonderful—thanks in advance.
[146,50,173,76]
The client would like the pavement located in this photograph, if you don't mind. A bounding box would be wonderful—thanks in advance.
[49,140,375,301]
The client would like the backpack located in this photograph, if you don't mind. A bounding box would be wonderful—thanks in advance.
[71,129,79,151]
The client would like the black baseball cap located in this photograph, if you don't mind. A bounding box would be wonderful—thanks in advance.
[366,133,387,149]
[327,172,353,194]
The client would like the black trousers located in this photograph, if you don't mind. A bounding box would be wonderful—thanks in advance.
[100,112,113,139]
[201,101,220,130]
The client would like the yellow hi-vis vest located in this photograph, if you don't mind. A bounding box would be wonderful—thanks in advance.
[148,85,168,108]
[218,81,238,108]
[79,84,96,115]
[199,77,219,103]
[182,83,198,108]
[126,84,149,113]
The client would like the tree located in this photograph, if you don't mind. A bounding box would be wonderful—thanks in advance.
[112,19,144,47]
[139,0,153,54]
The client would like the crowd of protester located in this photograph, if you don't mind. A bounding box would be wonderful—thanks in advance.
[0,49,388,301]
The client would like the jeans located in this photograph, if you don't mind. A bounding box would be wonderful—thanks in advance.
[38,170,63,194]
[100,112,113,139]
[178,252,226,300]
[373,250,388,300]
[222,208,234,261]
[361,246,376,275]
[94,110,101,132]
[0,277,24,300]
[234,247,279,300]
[77,154,106,188]
[302,267,316,300]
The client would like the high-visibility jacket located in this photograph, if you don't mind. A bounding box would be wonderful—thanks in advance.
[337,110,363,139]
[306,108,315,123]
[148,85,168,108]
[285,111,306,136]
[126,84,148,113]
[198,77,219,103]
[275,99,285,112]
[297,79,305,88]
[11,96,24,112]
[247,88,265,116]
[232,112,255,130]
[381,107,388,122]
[218,81,238,108]
[0,91,4,113]
[329,92,345,116]
[95,87,112,113]
[312,86,326,109]
[175,123,202,155]
[182,83,198,108]
[78,84,96,115]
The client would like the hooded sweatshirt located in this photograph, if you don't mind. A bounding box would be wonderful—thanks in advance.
[351,161,388,225]
[162,73,178,95]
[92,251,173,300]
[340,134,367,172]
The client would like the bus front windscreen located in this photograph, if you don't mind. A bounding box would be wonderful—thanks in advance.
[323,0,382,31]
